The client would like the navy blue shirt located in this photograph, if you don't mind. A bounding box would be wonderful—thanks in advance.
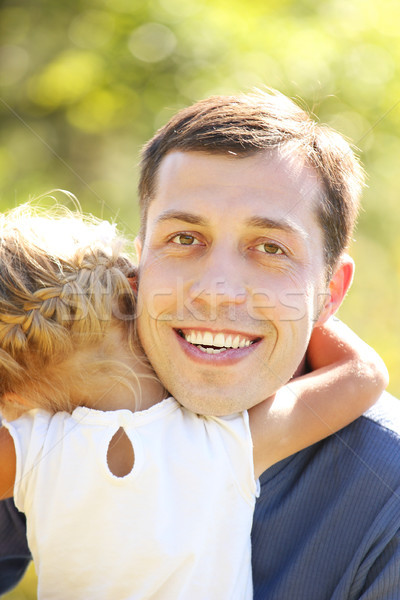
[0,497,30,593]
[1,393,400,598]
[252,392,400,599]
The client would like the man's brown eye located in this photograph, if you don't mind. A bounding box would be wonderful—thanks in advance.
[263,244,282,254]
[180,234,194,245]
[171,234,198,245]
[255,242,283,255]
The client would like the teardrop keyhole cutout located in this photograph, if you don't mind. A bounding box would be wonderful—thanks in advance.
[106,427,135,477]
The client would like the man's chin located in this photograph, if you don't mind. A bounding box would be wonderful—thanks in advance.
[180,401,242,417]
[170,387,262,417]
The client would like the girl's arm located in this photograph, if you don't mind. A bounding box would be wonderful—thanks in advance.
[0,426,16,499]
[250,318,389,479]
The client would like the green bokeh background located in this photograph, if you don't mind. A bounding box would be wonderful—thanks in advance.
[1,0,400,596]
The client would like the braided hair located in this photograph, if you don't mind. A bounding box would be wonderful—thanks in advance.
[0,204,142,419]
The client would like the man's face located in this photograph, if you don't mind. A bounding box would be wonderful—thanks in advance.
[136,149,331,416]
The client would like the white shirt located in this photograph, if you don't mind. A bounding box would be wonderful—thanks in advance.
[5,398,258,599]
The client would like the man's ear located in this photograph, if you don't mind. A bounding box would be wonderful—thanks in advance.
[316,255,354,326]
[134,236,142,262]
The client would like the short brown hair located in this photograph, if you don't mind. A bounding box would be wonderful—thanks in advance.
[139,89,365,271]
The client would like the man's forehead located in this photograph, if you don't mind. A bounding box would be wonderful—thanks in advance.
[149,149,324,226]
[155,146,321,190]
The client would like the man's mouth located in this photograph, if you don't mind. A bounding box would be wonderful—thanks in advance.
[176,329,260,355]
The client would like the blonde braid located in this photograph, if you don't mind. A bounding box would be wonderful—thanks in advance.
[0,315,27,354]
[0,204,139,418]
[21,286,72,358]
[1,259,134,358]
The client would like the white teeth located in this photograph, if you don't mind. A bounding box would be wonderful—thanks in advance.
[202,331,214,346]
[213,333,225,348]
[232,335,240,348]
[208,347,224,354]
[199,346,225,355]
[183,330,254,350]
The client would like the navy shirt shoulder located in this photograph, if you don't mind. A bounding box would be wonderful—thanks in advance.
[252,392,400,600]
[0,497,31,594]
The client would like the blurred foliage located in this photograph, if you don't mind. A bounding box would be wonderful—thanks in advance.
[1,0,400,597]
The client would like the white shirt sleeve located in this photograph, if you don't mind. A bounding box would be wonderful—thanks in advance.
[206,411,259,504]
[3,410,52,513]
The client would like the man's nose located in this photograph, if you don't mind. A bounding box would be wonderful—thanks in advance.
[189,246,247,307]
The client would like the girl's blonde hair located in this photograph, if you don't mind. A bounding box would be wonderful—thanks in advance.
[0,202,142,419]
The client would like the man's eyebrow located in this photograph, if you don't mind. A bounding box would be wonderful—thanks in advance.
[155,210,208,227]
[154,211,306,238]
[246,216,306,238]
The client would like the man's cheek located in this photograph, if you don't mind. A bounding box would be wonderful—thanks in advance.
[138,279,202,323]
[138,287,175,322]
[247,289,311,323]
[277,290,311,323]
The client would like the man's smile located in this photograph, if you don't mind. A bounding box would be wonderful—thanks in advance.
[176,328,260,352]
[174,328,262,363]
